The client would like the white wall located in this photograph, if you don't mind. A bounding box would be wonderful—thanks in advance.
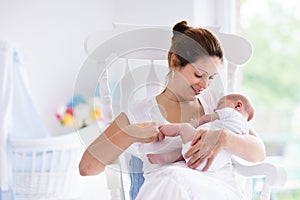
[114,0,222,27]
[114,0,195,26]
[0,0,227,135]
[0,0,115,134]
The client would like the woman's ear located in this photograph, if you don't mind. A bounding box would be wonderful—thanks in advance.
[170,53,179,70]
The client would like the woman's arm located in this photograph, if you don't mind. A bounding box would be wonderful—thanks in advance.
[184,129,266,170]
[79,112,164,176]
[224,129,266,162]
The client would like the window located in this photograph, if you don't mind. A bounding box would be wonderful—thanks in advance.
[239,0,300,198]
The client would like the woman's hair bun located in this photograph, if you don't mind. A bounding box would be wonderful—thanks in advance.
[173,21,191,34]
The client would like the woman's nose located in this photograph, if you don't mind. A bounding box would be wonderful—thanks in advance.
[198,78,209,90]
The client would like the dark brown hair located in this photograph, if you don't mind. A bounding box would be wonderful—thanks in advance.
[168,21,224,67]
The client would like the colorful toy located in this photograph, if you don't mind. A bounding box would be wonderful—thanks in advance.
[55,94,102,129]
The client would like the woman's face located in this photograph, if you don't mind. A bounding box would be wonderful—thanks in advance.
[170,56,221,101]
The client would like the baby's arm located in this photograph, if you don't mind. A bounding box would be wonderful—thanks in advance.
[190,112,219,128]
[147,148,183,164]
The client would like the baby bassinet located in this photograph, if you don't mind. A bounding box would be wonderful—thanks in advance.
[0,40,86,200]
[10,132,84,200]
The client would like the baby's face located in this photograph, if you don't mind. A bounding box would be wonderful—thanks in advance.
[215,97,235,110]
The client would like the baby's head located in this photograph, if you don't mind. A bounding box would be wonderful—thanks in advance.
[216,93,255,121]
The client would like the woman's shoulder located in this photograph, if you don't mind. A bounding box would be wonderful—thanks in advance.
[128,97,156,112]
[127,97,157,123]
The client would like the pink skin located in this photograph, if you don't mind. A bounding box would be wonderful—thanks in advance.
[159,123,196,144]
[147,123,197,165]
[166,54,220,102]
[147,148,182,164]
[215,97,236,110]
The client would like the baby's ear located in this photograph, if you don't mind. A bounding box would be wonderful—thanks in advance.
[234,101,243,110]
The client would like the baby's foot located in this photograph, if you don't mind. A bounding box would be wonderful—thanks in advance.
[147,154,168,164]
[159,124,182,137]
[160,123,196,137]
[147,149,182,164]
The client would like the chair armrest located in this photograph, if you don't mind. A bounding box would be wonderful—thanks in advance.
[232,156,287,186]
[232,156,287,200]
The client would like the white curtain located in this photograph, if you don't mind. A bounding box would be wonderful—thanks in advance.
[0,41,14,191]
[0,40,49,192]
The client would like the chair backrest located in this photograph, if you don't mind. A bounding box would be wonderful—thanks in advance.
[82,23,253,200]
[83,22,252,117]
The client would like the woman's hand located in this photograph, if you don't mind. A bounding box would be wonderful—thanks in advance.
[184,129,227,171]
[123,122,165,143]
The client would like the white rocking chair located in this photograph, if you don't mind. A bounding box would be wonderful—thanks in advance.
[82,23,287,200]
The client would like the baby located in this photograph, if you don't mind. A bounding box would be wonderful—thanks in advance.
[147,93,255,171]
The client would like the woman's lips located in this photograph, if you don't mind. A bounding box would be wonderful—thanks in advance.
[192,86,201,95]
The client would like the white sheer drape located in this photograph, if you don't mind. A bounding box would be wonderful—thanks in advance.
[0,40,49,193]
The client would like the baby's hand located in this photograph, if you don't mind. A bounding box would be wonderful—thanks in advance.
[189,116,210,128]
[189,118,199,128]
[123,122,164,143]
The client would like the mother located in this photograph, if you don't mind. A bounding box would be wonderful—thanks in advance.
[79,21,266,199]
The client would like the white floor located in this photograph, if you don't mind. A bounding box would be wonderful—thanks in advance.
[81,173,111,200]
[4,174,111,200]
[80,171,131,200]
